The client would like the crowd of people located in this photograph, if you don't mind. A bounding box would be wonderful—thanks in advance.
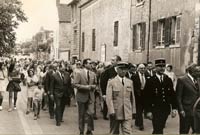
[0,55,199,135]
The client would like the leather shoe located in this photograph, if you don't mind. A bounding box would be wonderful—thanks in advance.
[86,130,93,135]
[93,116,98,120]
[56,122,61,126]
[61,120,64,122]
[139,126,144,131]
[50,115,54,119]
[80,132,84,135]
[103,117,109,120]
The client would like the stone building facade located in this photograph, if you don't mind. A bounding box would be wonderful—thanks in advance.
[68,0,81,63]
[79,0,131,62]
[58,0,200,75]
[57,0,72,61]
[129,0,200,75]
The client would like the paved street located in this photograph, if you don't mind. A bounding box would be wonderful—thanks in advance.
[0,81,179,134]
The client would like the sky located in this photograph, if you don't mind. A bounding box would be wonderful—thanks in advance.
[15,0,59,42]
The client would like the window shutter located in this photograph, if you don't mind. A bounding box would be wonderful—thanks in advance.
[171,17,176,44]
[176,16,181,44]
[82,32,85,52]
[92,29,95,51]
[165,18,172,47]
[152,21,158,48]
[132,25,137,51]
[114,21,119,46]
[141,22,146,50]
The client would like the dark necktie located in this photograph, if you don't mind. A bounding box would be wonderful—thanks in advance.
[87,70,90,84]
[122,78,124,86]
[194,79,199,91]
[160,75,163,83]
[61,73,64,83]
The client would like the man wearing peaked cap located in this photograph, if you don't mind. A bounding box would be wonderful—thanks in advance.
[106,61,134,134]
[144,58,177,134]
[155,58,166,67]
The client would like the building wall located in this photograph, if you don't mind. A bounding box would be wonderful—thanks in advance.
[70,1,80,60]
[80,0,132,61]
[129,0,199,75]
[59,22,72,60]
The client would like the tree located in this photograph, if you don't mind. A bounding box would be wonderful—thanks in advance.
[0,0,27,56]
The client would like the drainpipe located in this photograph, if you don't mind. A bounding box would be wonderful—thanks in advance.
[147,0,151,63]
[79,5,82,60]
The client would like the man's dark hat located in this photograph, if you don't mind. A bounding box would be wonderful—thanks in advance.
[155,58,166,66]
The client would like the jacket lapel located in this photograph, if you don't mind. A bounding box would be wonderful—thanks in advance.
[115,76,124,89]
[185,75,197,91]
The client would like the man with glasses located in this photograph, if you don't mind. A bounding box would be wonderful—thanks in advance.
[132,63,147,131]
[74,58,97,135]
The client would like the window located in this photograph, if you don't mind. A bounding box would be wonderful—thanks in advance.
[132,22,146,50]
[157,19,165,46]
[136,0,145,6]
[82,32,85,52]
[92,29,96,51]
[114,21,119,47]
[152,15,181,48]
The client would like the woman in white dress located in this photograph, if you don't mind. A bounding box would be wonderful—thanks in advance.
[164,64,177,90]
[26,69,39,114]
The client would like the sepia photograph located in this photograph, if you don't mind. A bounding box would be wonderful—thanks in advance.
[0,0,200,134]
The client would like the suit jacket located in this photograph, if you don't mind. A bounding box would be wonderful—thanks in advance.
[106,76,134,120]
[145,70,156,79]
[100,66,117,95]
[132,72,148,98]
[44,70,54,93]
[144,74,177,114]
[50,71,71,98]
[73,69,97,103]
[176,75,200,116]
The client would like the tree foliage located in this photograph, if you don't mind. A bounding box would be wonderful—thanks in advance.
[0,0,27,56]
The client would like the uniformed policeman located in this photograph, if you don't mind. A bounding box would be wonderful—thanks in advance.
[106,62,134,135]
[144,58,177,134]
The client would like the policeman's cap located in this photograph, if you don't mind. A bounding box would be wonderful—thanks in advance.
[155,58,166,67]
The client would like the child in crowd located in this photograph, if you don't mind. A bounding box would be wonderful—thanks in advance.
[33,83,44,120]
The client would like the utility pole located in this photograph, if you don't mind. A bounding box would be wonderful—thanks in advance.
[147,0,152,63]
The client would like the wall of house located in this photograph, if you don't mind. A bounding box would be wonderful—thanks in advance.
[80,0,131,62]
[70,2,80,60]
[59,22,72,60]
[129,0,199,75]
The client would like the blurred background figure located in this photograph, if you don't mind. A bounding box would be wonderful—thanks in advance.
[0,58,6,111]
[164,64,177,90]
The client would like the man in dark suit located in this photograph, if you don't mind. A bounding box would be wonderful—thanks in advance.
[194,96,200,134]
[126,63,137,119]
[74,58,97,135]
[132,63,147,131]
[176,64,200,134]
[144,58,177,134]
[145,61,155,79]
[100,55,121,120]
[50,64,72,126]
[44,63,56,119]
